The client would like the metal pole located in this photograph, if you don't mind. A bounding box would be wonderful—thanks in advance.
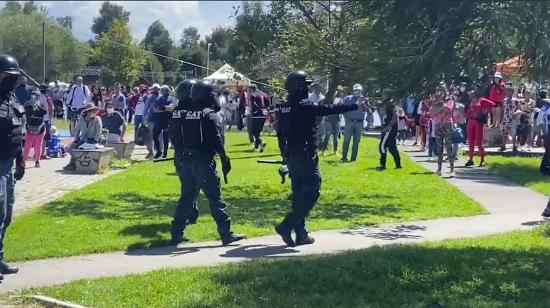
[207,43,211,76]
[42,21,46,83]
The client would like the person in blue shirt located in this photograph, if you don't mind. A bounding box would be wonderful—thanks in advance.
[341,84,367,162]
[141,84,160,159]
[152,85,175,159]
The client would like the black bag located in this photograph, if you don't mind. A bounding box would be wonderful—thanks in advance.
[135,123,150,146]
[477,113,488,124]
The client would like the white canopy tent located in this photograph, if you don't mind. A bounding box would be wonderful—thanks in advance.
[203,64,249,86]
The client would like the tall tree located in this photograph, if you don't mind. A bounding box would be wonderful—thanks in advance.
[92,1,130,37]
[3,1,21,13]
[22,1,38,14]
[56,16,73,29]
[0,10,88,81]
[142,20,175,70]
[180,26,200,49]
[92,20,145,85]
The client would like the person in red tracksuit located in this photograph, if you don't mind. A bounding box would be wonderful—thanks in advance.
[465,90,495,167]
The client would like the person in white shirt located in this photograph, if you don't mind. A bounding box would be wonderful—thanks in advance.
[111,82,127,117]
[66,76,90,120]
[309,83,326,150]
[320,91,344,155]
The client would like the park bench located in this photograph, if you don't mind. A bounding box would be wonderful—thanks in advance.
[72,147,114,174]
[105,141,135,159]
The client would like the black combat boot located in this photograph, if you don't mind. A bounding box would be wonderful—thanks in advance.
[170,222,189,246]
[0,261,18,274]
[221,232,246,245]
[275,223,295,247]
[218,221,245,245]
[295,230,315,246]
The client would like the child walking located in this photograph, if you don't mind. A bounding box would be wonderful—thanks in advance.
[396,108,407,145]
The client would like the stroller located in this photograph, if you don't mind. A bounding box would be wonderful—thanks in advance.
[46,126,67,158]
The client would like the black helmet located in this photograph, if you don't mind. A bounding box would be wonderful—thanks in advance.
[0,54,21,75]
[176,79,196,101]
[191,80,214,108]
[285,71,312,100]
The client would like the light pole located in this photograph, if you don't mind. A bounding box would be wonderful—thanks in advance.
[206,43,212,76]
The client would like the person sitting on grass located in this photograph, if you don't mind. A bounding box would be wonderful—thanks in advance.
[63,103,102,171]
[100,101,127,143]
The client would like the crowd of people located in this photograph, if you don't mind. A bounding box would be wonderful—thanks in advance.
[9,67,550,217]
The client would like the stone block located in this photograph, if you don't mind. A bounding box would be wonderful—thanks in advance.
[483,127,502,147]
[72,147,114,174]
[106,141,135,159]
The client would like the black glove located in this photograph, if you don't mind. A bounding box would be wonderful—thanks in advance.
[221,157,231,184]
[14,160,25,181]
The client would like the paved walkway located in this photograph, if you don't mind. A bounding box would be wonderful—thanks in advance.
[0,144,547,293]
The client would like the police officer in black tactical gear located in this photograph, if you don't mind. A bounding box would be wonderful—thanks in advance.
[169,79,245,246]
[0,55,25,279]
[275,71,358,247]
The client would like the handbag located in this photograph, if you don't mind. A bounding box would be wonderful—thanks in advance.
[477,113,488,124]
[135,123,150,146]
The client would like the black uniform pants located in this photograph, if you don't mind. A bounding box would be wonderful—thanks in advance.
[280,155,322,237]
[379,130,401,167]
[0,158,14,260]
[251,117,266,148]
[171,155,231,237]
[153,121,170,155]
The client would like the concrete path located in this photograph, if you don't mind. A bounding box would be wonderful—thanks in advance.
[0,144,547,293]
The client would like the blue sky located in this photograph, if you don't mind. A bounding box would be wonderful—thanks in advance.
[0,1,241,42]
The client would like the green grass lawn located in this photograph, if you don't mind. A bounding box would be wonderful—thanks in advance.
[5,132,484,261]
[485,155,550,194]
[20,227,550,308]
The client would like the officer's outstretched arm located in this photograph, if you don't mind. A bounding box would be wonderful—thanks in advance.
[312,103,358,116]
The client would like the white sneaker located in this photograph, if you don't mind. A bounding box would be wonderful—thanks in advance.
[428,156,434,162]
[449,171,456,178]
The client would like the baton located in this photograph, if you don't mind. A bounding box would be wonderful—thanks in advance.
[18,68,41,87]
[153,157,174,162]
[257,159,284,164]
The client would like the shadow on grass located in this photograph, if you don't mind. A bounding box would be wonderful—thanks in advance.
[487,161,550,187]
[203,244,550,307]
[409,171,434,175]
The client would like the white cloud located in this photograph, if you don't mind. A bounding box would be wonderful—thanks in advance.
[0,1,235,43]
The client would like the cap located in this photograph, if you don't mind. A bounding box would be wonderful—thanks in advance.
[151,83,160,89]
[493,71,503,79]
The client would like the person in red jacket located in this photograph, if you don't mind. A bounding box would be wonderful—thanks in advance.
[488,71,506,127]
[465,89,495,167]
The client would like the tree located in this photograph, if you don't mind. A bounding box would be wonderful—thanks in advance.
[56,16,73,29]
[3,1,21,13]
[22,1,38,14]
[180,26,200,49]
[91,1,130,37]
[142,20,175,70]
[178,45,205,77]
[93,20,145,85]
[0,9,88,81]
